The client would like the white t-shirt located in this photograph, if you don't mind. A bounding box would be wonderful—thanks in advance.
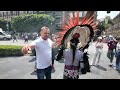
[116,42,120,51]
[96,42,103,53]
[31,37,53,69]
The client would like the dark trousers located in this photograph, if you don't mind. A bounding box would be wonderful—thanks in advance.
[116,58,120,69]
[52,59,54,65]
[107,49,115,63]
[37,66,52,79]
[116,51,120,69]
[24,39,28,43]
[13,39,18,42]
[52,49,56,65]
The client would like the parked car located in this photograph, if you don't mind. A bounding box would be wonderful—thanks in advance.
[0,31,12,40]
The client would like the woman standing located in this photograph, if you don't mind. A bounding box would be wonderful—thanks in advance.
[91,36,103,66]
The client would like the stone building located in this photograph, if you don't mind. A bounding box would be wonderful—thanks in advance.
[0,11,97,33]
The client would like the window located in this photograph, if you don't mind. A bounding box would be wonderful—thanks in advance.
[55,12,61,16]
[56,24,62,30]
[55,18,61,23]
[0,32,4,35]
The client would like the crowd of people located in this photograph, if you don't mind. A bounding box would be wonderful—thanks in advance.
[21,26,90,79]
[90,35,120,74]
[21,26,120,79]
[11,32,39,43]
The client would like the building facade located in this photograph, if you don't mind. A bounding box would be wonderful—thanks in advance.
[0,11,97,33]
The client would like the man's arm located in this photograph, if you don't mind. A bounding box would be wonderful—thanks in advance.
[21,44,35,55]
[52,42,58,48]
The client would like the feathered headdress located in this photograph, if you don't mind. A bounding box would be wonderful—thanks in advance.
[55,11,97,73]
[56,11,97,50]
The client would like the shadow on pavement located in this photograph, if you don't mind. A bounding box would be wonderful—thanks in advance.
[29,57,36,62]
[95,65,107,71]
[58,59,64,63]
[30,70,37,76]
[51,67,56,73]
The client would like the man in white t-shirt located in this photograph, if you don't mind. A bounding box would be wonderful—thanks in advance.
[21,26,57,79]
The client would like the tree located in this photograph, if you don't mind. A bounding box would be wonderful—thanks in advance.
[0,17,13,32]
[11,14,55,32]
[96,16,113,36]
[0,18,7,31]
[104,16,113,29]
[96,20,105,36]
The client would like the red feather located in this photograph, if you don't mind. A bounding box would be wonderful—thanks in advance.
[57,11,96,46]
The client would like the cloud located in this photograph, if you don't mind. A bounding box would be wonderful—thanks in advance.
[97,11,120,19]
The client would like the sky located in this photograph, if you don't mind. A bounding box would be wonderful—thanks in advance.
[97,11,120,20]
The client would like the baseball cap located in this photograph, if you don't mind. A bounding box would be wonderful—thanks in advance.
[98,36,102,39]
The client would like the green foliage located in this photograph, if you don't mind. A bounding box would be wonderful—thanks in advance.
[0,18,7,31]
[97,22,105,31]
[11,14,55,32]
[96,16,113,37]
[0,45,24,57]
[0,18,12,31]
[103,17,113,28]
[97,16,113,30]
[108,19,113,25]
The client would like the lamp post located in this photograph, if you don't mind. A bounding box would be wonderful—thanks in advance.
[6,11,9,32]
[6,22,9,32]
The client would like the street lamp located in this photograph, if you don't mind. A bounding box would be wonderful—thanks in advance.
[6,22,9,32]
[6,11,9,32]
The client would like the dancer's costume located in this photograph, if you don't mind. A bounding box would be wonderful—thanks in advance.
[55,11,97,79]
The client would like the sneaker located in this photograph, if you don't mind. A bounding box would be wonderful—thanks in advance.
[109,65,112,67]
[109,64,113,67]
[34,69,37,72]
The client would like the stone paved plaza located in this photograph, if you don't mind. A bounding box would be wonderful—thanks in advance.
[0,39,120,79]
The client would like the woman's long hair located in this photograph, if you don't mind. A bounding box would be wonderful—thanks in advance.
[70,38,79,64]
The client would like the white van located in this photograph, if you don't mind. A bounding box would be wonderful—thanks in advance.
[0,28,12,40]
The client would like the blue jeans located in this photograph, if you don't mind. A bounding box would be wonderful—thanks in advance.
[37,66,52,79]
[107,49,115,63]
[116,51,120,70]
[116,60,120,70]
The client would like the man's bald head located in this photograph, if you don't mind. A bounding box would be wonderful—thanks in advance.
[40,26,50,40]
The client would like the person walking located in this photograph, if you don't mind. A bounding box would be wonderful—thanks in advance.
[21,26,58,79]
[13,34,18,43]
[107,35,117,67]
[115,37,120,73]
[24,34,28,43]
[90,36,103,66]
[56,33,85,79]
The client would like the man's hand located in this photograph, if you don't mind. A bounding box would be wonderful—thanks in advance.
[52,40,60,48]
[21,45,31,55]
